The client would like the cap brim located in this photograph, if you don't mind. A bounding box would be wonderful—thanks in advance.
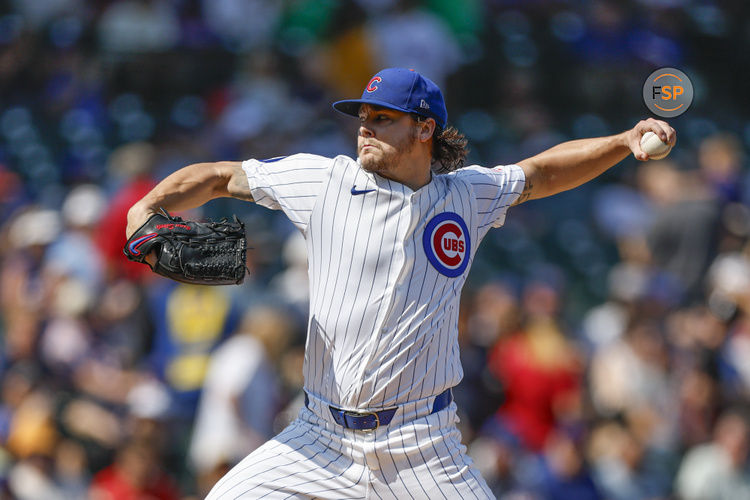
[332,98,413,118]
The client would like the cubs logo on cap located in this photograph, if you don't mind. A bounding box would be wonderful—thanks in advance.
[423,212,470,277]
[333,68,448,129]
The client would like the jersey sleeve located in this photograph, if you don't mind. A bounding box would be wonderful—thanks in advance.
[459,164,526,232]
[242,153,332,232]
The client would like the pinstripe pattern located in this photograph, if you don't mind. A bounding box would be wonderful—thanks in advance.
[241,156,523,408]
[231,154,524,497]
[206,405,493,499]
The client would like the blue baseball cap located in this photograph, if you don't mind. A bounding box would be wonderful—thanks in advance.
[333,68,447,129]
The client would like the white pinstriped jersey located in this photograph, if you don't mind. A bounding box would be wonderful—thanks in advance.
[242,154,524,411]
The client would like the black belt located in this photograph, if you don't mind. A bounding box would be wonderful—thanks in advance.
[304,388,453,431]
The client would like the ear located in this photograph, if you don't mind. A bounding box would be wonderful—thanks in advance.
[417,118,437,143]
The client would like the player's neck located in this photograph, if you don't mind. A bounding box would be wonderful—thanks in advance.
[389,149,433,191]
[400,168,432,191]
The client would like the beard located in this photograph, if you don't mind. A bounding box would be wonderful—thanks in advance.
[359,127,418,174]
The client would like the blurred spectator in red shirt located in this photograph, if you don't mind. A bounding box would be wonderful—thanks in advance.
[486,280,583,451]
[95,142,157,281]
[90,440,179,500]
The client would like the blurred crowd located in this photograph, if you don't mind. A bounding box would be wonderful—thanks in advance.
[1,0,750,499]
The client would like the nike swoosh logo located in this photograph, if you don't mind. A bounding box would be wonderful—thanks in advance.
[351,186,375,195]
[128,233,158,255]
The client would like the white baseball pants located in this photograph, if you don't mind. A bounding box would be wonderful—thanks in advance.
[205,399,493,499]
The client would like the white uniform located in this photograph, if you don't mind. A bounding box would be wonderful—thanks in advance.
[206,153,525,499]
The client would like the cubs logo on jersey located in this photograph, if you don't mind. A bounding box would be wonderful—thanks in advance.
[422,212,471,277]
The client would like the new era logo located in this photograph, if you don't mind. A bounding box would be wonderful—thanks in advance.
[420,99,430,109]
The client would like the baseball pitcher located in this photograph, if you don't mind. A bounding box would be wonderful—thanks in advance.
[125,68,676,498]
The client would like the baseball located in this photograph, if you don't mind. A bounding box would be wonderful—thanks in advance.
[640,131,672,160]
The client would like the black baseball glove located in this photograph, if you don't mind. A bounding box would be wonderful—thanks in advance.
[124,209,247,285]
